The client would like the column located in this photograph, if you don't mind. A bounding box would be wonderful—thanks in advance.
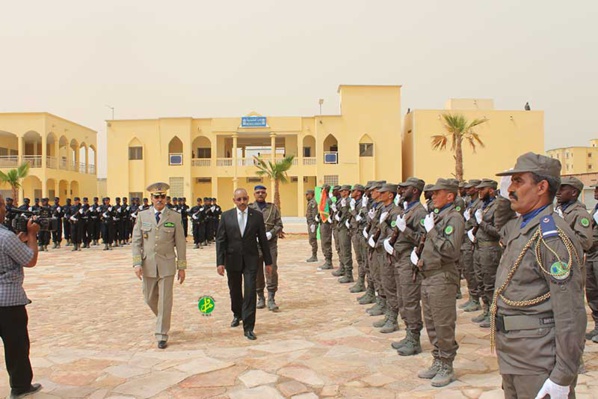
[41,135,46,168]
[42,179,47,198]
[54,140,59,169]
[212,177,219,202]
[232,134,238,190]
[18,136,24,164]
[297,173,305,218]
[270,133,276,193]
[55,180,60,201]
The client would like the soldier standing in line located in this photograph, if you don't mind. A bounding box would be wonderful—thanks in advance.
[51,197,63,249]
[386,177,427,356]
[190,198,204,249]
[318,184,334,270]
[204,197,214,243]
[37,198,51,251]
[141,197,150,210]
[250,185,283,311]
[112,197,122,246]
[423,185,434,212]
[348,184,367,291]
[468,179,515,328]
[31,198,40,212]
[121,197,131,244]
[69,197,83,251]
[587,183,598,343]
[91,197,101,246]
[330,185,342,274]
[333,185,354,283]
[412,178,464,388]
[305,189,319,263]
[101,197,115,250]
[359,181,384,306]
[80,197,91,248]
[493,153,586,398]
[179,197,189,238]
[63,198,72,246]
[556,176,593,252]
[212,198,222,238]
[460,179,483,313]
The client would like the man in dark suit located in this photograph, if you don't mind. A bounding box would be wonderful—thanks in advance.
[216,188,272,340]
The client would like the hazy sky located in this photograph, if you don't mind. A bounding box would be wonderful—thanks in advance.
[1,1,596,178]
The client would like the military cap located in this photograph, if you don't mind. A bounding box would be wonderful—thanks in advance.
[371,180,386,190]
[399,177,425,192]
[458,181,466,188]
[74,197,80,201]
[254,185,267,191]
[213,198,217,201]
[476,178,498,189]
[6,197,12,202]
[340,184,352,191]
[41,197,49,202]
[143,197,148,201]
[378,183,398,193]
[54,197,60,201]
[23,198,30,203]
[429,178,459,193]
[115,197,121,201]
[464,179,482,189]
[365,181,375,190]
[147,182,170,195]
[203,196,210,200]
[560,176,583,192]
[496,152,561,178]
[83,197,88,201]
[34,198,40,202]
[332,185,341,191]
[93,197,98,200]
[305,189,315,195]
[352,184,366,192]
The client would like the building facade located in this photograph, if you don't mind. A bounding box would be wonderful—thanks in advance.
[0,113,98,203]
[403,99,544,185]
[107,85,403,216]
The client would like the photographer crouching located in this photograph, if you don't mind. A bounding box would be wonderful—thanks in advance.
[0,195,42,398]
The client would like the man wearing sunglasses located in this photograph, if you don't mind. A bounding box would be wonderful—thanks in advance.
[132,182,187,349]
[216,188,272,340]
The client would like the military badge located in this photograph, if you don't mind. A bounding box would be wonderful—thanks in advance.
[164,222,175,228]
[455,206,461,212]
[549,261,571,282]
[444,226,454,235]
[581,218,590,227]
[434,208,439,214]
[420,219,425,226]
[391,220,397,228]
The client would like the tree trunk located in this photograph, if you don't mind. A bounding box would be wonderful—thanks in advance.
[274,179,281,213]
[455,137,464,182]
[11,185,18,207]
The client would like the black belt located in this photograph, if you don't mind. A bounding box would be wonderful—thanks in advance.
[495,313,555,333]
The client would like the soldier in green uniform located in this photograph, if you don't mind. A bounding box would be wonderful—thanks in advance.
[460,179,483,313]
[249,185,283,311]
[469,179,515,328]
[361,181,385,309]
[556,176,593,252]
[493,153,586,398]
[335,185,354,283]
[587,184,598,342]
[357,181,383,305]
[413,178,464,387]
[305,189,319,263]
[349,184,368,291]
[318,184,334,270]
[423,184,434,212]
[330,185,344,276]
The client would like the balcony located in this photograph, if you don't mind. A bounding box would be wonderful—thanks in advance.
[70,160,77,171]
[192,159,211,167]
[89,164,96,174]
[46,156,57,169]
[216,158,233,167]
[0,156,19,167]
[22,155,42,168]
[79,162,86,173]
[303,157,316,166]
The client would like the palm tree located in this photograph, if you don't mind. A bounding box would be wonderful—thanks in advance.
[0,162,30,206]
[431,113,487,181]
[253,154,295,213]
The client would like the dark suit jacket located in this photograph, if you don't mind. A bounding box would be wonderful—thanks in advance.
[216,207,273,271]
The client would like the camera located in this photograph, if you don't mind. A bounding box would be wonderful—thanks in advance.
[4,208,58,233]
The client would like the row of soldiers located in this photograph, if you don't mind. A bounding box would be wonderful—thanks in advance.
[305,154,592,394]
[4,195,222,251]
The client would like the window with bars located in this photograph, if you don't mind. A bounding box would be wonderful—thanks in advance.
[323,175,339,186]
[129,192,143,200]
[129,146,143,160]
[169,177,184,197]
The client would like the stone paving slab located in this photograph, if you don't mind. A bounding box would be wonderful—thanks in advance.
[0,236,596,398]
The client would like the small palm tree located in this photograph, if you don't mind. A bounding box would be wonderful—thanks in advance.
[0,162,30,205]
[431,113,487,181]
[253,155,295,213]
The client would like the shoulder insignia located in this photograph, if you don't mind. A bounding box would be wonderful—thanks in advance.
[455,206,461,212]
[420,218,425,226]
[391,220,397,228]
[444,226,454,235]
[434,208,439,214]
[581,217,590,227]
[549,261,571,282]
[540,215,558,238]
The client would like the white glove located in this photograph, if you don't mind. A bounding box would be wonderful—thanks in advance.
[345,220,350,229]
[464,208,471,221]
[362,197,368,207]
[57,207,61,212]
[28,207,33,211]
[396,215,407,232]
[363,227,368,239]
[70,215,77,221]
[340,198,346,207]
[211,206,215,212]
[557,208,564,218]
[350,198,356,210]
[356,214,362,222]
[475,209,483,224]
[499,173,512,200]
[108,207,113,212]
[383,238,394,255]
[334,214,341,222]
[424,214,435,232]
[410,247,419,266]
[467,229,476,243]
[331,203,338,212]
[266,232,273,240]
[422,202,428,211]
[192,214,198,220]
[393,195,400,206]
[368,236,375,248]
[593,212,598,224]
[132,213,138,219]
[177,209,182,213]
[535,378,569,399]
[368,208,376,220]
[315,214,320,222]
[117,207,121,213]
[102,212,109,218]
[310,224,316,233]
[79,208,84,214]
[326,217,331,224]
[380,211,389,223]
[126,206,130,211]
[403,201,408,210]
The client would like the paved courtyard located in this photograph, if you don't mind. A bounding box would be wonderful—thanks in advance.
[1,231,597,399]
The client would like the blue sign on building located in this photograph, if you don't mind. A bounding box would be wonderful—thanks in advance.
[241,116,267,128]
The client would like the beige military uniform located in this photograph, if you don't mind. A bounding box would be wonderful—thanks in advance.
[132,206,187,342]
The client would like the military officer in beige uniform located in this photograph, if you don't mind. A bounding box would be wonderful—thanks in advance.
[132,182,187,349]
[412,178,464,387]
[493,153,586,398]
[305,189,319,263]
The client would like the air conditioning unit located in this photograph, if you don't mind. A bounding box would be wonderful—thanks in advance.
[246,177,263,183]
[324,152,338,164]
[291,177,298,182]
[169,154,183,165]
[196,178,211,183]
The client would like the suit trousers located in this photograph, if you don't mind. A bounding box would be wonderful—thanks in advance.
[320,222,333,262]
[421,272,459,363]
[502,373,577,399]
[257,242,278,293]
[0,306,33,393]
[586,255,598,324]
[227,260,258,332]
[142,275,175,342]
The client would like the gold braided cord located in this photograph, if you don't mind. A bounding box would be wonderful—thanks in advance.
[489,225,579,352]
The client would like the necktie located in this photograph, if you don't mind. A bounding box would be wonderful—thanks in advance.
[156,211,161,224]
[239,211,246,235]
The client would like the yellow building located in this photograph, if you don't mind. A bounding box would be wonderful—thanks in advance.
[107,85,402,216]
[0,113,98,203]
[546,140,598,175]
[403,99,544,184]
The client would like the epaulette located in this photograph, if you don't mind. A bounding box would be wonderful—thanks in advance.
[540,214,558,239]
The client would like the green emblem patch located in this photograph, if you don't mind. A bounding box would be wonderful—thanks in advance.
[581,218,590,227]
[434,208,439,214]
[420,219,425,226]
[391,220,397,227]
[198,295,215,315]
[549,261,570,281]
[444,226,454,235]
[455,206,461,212]
[164,222,175,227]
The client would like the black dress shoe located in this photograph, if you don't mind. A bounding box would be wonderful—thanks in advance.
[158,340,168,349]
[10,383,42,398]
[230,317,241,327]
[244,330,257,340]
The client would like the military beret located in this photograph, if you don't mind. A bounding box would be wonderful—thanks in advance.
[560,176,583,192]
[203,197,210,200]
[464,179,482,189]
[429,178,459,193]
[23,198,30,202]
[115,197,121,201]
[399,177,425,192]
[352,184,366,192]
[378,183,398,193]
[254,185,267,191]
[146,182,170,195]
[496,152,561,179]
[196,197,202,201]
[143,198,148,201]
[6,197,12,201]
[305,189,315,194]
[476,178,498,189]
[213,198,217,201]
[340,184,352,191]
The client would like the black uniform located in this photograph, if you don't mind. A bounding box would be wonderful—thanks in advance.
[51,200,64,246]
[100,202,115,248]
[190,202,206,245]
[63,199,72,243]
